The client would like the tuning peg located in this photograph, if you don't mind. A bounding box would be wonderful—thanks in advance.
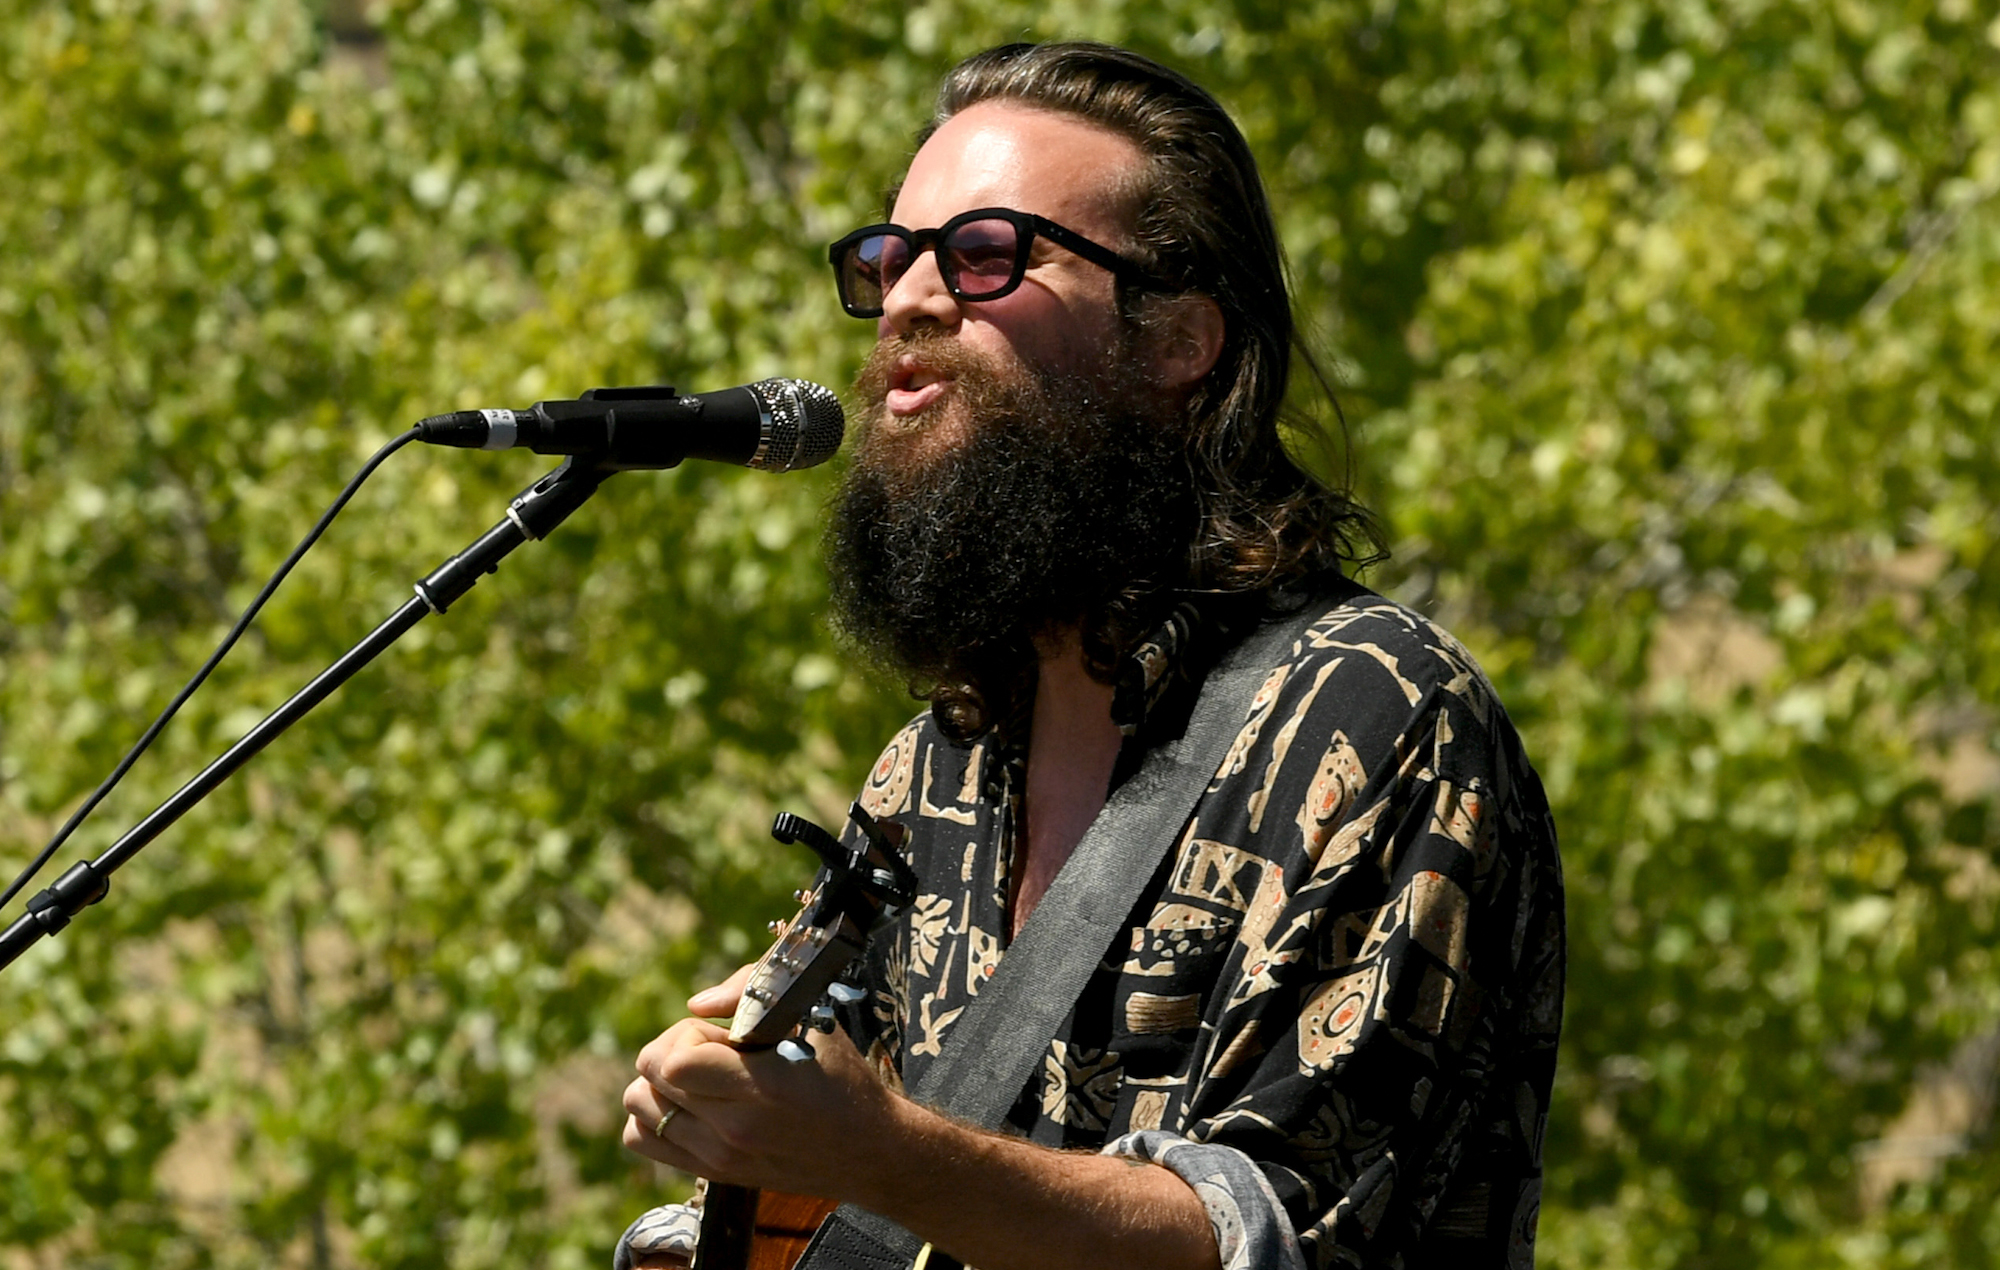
[775,1038,816,1064]
[772,812,848,871]
[825,981,866,1006]
[808,1004,837,1032]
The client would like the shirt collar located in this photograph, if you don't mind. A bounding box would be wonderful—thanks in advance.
[1110,599,1207,737]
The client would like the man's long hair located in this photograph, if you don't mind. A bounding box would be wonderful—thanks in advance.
[904,42,1383,738]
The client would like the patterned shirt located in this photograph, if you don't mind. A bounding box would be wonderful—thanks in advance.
[835,585,1564,1270]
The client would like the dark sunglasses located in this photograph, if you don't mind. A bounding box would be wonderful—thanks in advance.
[827,207,1167,319]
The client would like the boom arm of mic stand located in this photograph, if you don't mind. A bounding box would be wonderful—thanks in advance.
[0,458,607,973]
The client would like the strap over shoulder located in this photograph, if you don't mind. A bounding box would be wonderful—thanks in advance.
[797,603,1318,1270]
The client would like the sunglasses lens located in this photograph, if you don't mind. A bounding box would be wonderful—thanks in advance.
[834,216,1029,315]
[943,218,1023,297]
[840,233,909,313]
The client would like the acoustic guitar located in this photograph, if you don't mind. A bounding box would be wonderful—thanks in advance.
[687,803,915,1270]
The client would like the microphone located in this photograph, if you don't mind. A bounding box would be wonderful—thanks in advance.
[415,378,845,473]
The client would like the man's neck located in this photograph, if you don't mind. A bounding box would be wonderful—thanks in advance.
[1012,628,1123,938]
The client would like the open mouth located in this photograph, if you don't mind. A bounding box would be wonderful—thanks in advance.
[886,357,952,417]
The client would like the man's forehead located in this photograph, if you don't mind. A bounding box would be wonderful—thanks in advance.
[890,101,1145,232]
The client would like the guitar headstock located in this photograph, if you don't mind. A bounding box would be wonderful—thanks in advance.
[726,802,914,1049]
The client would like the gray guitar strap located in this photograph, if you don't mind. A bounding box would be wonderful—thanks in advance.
[796,603,1318,1270]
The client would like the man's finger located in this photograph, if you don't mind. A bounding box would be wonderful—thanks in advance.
[635,1018,734,1083]
[635,1022,772,1110]
[622,1075,684,1136]
[686,962,758,1018]
[621,1112,706,1173]
[622,1098,756,1183]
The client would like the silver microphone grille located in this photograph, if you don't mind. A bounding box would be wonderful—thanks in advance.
[747,378,845,472]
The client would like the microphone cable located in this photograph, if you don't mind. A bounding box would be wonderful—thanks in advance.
[0,427,421,915]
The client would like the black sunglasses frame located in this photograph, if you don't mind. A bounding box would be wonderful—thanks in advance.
[827,207,1167,319]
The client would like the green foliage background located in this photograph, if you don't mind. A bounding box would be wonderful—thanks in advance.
[3,1,1996,1266]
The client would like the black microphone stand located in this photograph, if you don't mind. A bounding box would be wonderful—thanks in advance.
[0,456,606,972]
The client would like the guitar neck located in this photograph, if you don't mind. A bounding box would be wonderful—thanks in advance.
[685,804,912,1270]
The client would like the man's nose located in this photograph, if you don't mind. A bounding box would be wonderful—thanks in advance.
[878,246,961,335]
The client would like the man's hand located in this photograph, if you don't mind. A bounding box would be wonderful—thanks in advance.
[620,967,900,1200]
[618,966,1220,1270]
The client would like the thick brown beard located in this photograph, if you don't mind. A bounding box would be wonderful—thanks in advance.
[825,329,1199,698]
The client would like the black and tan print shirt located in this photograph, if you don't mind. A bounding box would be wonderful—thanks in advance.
[836,585,1565,1270]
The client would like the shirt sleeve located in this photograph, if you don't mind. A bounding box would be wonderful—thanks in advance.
[612,1200,702,1270]
[1101,1130,1308,1270]
[1174,611,1562,1269]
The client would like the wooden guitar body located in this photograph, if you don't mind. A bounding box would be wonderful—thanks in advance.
[692,1187,839,1270]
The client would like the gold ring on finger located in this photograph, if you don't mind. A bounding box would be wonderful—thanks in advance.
[652,1104,681,1139]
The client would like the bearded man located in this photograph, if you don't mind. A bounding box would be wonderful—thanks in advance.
[617,42,1563,1270]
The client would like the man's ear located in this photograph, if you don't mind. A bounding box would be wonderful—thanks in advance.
[1148,293,1227,392]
